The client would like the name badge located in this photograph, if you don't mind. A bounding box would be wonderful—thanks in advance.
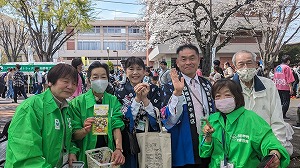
[136,120,146,131]
[55,119,60,130]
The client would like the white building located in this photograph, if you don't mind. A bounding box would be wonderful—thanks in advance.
[58,17,146,69]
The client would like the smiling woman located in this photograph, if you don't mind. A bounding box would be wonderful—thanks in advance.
[5,63,79,168]
[114,57,162,168]
[69,61,125,167]
[47,64,79,101]
[200,79,290,168]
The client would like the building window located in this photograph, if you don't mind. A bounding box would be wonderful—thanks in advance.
[128,26,141,34]
[78,41,101,50]
[79,26,100,34]
[128,41,134,50]
[103,26,126,34]
[103,41,126,50]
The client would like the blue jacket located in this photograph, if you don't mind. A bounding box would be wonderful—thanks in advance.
[161,75,215,166]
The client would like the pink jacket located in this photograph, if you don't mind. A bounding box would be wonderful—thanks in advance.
[70,73,82,99]
[273,64,295,91]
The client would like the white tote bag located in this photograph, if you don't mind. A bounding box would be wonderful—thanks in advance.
[136,113,171,168]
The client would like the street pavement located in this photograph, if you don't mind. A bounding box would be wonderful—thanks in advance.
[0,96,300,167]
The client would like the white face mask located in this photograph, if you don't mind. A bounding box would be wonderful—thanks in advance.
[215,97,236,114]
[236,68,256,82]
[90,79,108,93]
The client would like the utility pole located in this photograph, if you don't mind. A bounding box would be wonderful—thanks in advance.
[106,46,110,62]
[113,50,119,72]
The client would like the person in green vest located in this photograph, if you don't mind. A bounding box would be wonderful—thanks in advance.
[200,79,290,168]
[5,63,79,168]
[70,61,125,167]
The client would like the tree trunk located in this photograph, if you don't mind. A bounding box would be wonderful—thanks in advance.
[200,45,212,77]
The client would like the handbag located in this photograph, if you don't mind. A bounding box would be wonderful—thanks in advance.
[121,117,140,156]
[136,109,172,168]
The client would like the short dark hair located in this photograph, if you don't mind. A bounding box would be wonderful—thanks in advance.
[34,67,40,71]
[224,62,231,66]
[151,76,158,81]
[160,61,167,65]
[176,44,199,55]
[213,60,220,66]
[48,63,78,85]
[71,58,83,69]
[125,57,145,70]
[212,79,245,110]
[16,64,21,70]
[87,61,109,80]
[145,67,153,76]
[281,55,291,63]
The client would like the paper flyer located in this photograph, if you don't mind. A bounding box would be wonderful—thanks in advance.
[92,104,109,135]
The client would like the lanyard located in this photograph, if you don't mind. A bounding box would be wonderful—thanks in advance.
[222,129,228,166]
[188,83,208,116]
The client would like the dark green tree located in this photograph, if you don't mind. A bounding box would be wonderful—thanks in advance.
[2,0,93,61]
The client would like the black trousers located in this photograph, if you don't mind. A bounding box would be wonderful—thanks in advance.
[1,86,7,98]
[13,85,28,103]
[278,90,291,117]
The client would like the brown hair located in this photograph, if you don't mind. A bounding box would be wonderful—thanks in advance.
[47,63,78,85]
[212,79,245,109]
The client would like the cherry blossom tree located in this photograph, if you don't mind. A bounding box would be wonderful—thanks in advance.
[141,0,255,75]
[242,0,300,70]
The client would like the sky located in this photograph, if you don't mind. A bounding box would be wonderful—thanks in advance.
[90,0,300,43]
[91,0,145,20]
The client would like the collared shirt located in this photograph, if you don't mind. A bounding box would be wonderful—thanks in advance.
[240,79,254,110]
[52,94,69,110]
[167,73,209,126]
[94,94,103,104]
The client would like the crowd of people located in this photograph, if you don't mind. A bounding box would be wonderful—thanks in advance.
[0,64,49,103]
[1,43,297,168]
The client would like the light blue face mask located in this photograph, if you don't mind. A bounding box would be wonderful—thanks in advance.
[90,79,108,93]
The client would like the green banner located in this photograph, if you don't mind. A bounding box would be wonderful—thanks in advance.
[0,64,55,72]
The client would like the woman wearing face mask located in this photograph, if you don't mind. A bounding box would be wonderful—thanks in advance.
[200,79,290,168]
[115,57,161,168]
[69,61,125,167]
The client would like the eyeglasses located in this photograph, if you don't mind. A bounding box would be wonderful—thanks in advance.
[236,61,254,68]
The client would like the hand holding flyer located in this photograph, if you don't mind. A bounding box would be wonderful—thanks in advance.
[93,104,109,135]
